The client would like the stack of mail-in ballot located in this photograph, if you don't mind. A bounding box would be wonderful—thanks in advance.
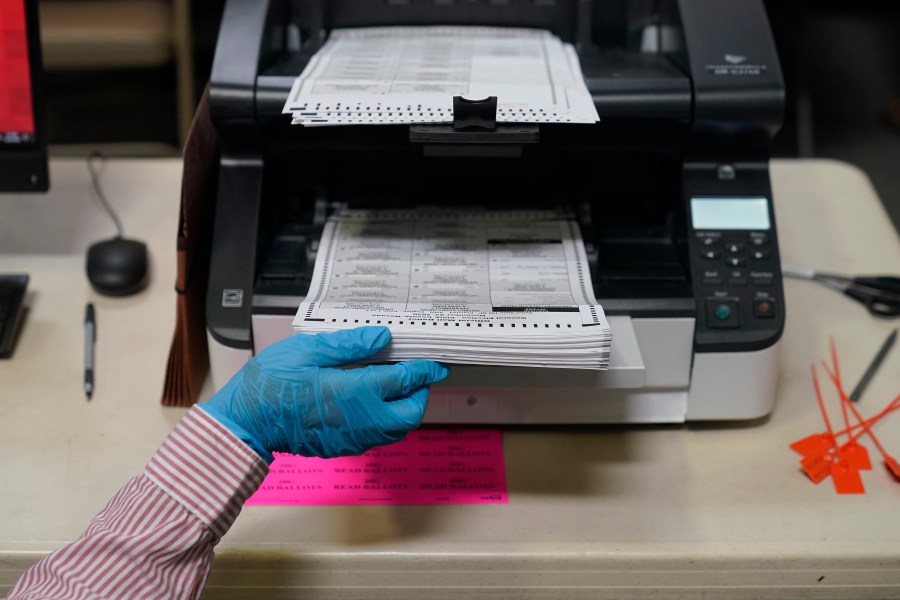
[282,26,599,126]
[293,208,612,369]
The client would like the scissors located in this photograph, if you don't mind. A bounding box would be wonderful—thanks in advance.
[782,264,900,318]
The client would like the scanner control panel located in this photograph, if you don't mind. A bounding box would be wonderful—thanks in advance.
[687,194,785,352]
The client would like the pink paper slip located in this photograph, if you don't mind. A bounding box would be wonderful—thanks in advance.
[245,429,508,506]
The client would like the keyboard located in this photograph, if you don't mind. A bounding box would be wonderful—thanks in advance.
[0,274,28,359]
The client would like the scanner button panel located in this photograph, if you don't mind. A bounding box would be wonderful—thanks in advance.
[691,227,782,343]
[687,184,783,351]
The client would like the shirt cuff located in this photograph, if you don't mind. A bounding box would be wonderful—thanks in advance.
[145,406,269,538]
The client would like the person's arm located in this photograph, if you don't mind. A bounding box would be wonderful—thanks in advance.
[6,406,267,600]
[7,327,447,600]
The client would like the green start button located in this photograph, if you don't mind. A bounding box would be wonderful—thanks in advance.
[706,299,740,329]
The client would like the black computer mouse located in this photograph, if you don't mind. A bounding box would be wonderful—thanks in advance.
[86,237,149,296]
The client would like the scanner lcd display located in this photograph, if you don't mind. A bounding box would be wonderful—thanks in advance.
[690,197,771,231]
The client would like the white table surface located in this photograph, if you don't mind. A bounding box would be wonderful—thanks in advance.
[1,158,900,599]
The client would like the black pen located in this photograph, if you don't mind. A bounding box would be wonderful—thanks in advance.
[84,303,95,399]
[849,328,897,402]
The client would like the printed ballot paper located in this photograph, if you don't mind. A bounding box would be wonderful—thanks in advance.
[292,208,612,369]
[282,26,599,126]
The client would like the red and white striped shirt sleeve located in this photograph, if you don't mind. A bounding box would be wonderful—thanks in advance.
[6,406,269,600]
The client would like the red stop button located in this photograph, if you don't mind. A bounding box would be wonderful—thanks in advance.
[753,299,776,318]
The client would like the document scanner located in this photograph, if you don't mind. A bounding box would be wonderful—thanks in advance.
[205,0,786,423]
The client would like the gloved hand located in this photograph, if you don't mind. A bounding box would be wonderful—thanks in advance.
[200,327,449,463]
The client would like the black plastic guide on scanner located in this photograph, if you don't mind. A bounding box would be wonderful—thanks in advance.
[409,96,539,150]
[452,96,497,131]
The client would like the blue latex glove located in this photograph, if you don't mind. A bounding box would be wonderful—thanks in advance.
[200,327,449,463]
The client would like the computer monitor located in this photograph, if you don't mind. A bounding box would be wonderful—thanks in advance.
[0,0,48,192]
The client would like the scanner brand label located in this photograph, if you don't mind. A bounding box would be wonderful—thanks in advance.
[706,54,767,76]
